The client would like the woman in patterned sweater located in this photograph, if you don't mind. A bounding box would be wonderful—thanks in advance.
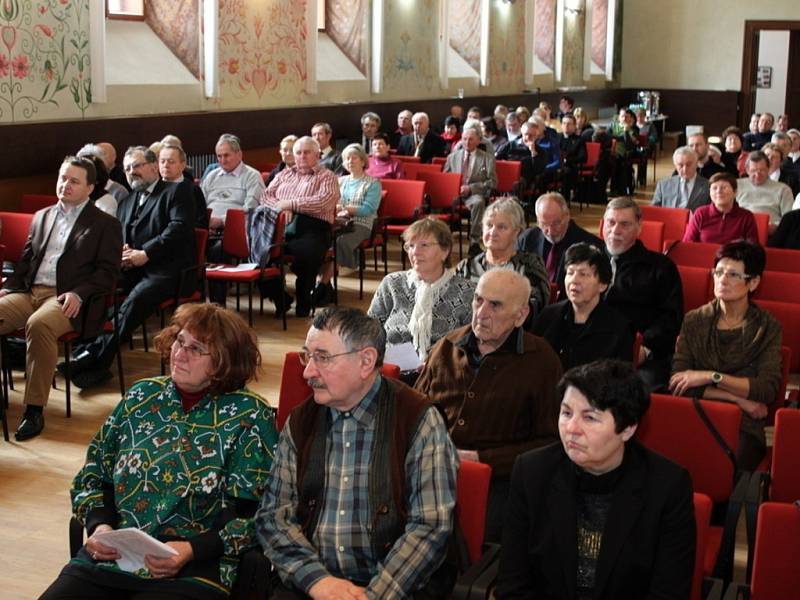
[40,304,279,600]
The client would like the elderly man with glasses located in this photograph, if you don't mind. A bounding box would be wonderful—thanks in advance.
[255,307,459,600]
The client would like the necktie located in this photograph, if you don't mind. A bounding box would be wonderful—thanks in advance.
[461,151,471,185]
[681,179,690,207]
[610,255,618,286]
[414,135,423,157]
[545,242,560,282]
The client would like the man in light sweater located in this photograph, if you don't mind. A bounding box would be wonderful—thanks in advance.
[736,151,794,234]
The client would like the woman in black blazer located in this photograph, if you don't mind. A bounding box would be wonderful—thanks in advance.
[497,360,695,600]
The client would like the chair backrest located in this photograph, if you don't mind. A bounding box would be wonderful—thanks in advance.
[752,212,769,246]
[640,205,690,242]
[402,162,442,180]
[676,265,713,313]
[194,228,209,265]
[494,160,522,195]
[663,239,721,269]
[598,218,664,253]
[750,503,800,599]
[767,346,791,428]
[276,352,402,430]
[754,300,800,372]
[754,271,800,304]
[432,156,447,166]
[636,394,741,502]
[379,179,426,222]
[19,194,57,214]
[0,211,34,262]
[221,208,250,259]
[417,171,462,211]
[582,142,601,169]
[769,408,800,503]
[456,459,492,565]
[692,493,713,600]
[765,246,800,274]
[394,154,421,164]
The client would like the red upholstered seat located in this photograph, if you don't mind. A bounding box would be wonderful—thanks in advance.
[640,204,690,242]
[663,240,720,269]
[676,265,713,313]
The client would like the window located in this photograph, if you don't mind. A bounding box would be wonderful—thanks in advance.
[107,0,145,20]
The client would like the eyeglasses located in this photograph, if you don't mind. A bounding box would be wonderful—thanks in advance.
[403,241,440,252]
[711,268,752,282]
[298,349,363,368]
[173,336,211,359]
[124,161,148,173]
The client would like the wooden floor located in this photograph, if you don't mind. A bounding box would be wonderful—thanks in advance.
[2,150,751,598]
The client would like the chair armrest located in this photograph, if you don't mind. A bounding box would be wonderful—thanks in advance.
[452,543,500,600]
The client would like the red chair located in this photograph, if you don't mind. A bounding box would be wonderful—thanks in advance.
[276,351,401,431]
[402,162,442,180]
[19,194,57,213]
[598,218,664,252]
[636,394,744,581]
[640,205,690,242]
[351,190,389,300]
[752,212,769,246]
[0,211,34,262]
[417,171,464,257]
[764,246,800,273]
[493,160,522,197]
[677,265,713,313]
[754,271,800,303]
[380,179,426,270]
[205,209,287,328]
[663,240,721,269]
[576,141,601,209]
[692,493,713,600]
[432,156,447,166]
[754,300,800,373]
[393,154,421,164]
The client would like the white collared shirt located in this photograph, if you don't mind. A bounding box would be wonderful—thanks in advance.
[33,198,90,287]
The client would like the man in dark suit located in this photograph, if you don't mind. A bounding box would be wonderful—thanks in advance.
[396,112,447,163]
[0,156,122,440]
[518,192,602,296]
[69,146,195,388]
[688,133,726,179]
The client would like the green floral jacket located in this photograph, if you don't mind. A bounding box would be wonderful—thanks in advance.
[70,376,278,594]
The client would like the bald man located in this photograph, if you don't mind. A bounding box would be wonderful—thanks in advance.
[416,269,562,541]
[96,141,130,194]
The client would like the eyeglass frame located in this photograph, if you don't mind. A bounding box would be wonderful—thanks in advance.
[711,268,753,282]
[298,348,366,368]
[403,241,442,253]
[172,335,212,359]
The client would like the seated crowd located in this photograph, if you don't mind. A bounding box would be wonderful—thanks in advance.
[3,101,799,600]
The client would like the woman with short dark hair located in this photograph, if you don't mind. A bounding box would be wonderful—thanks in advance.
[670,240,782,470]
[683,172,759,244]
[39,304,279,600]
[531,243,633,369]
[497,359,695,599]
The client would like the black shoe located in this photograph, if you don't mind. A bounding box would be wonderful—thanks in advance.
[274,292,294,319]
[71,369,113,390]
[295,304,311,318]
[311,282,334,308]
[57,350,95,376]
[15,412,44,441]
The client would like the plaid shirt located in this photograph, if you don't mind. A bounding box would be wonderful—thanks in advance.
[256,376,458,598]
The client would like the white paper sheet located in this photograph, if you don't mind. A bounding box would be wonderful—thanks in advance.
[94,528,178,573]
[384,342,423,372]
[207,263,258,273]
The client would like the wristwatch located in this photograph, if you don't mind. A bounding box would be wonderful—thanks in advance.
[711,372,723,386]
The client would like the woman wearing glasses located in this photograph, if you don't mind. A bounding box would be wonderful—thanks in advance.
[368,217,475,376]
[40,303,278,600]
[669,240,782,470]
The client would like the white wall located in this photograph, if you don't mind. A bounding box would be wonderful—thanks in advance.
[621,0,799,90]
[755,31,789,116]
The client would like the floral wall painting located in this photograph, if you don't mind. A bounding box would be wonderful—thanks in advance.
[0,0,92,123]
[382,0,437,95]
[217,0,308,105]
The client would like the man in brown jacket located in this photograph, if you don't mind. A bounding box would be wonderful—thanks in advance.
[0,156,122,440]
[415,269,562,541]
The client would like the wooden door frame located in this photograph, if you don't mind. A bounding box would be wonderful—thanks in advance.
[741,20,800,129]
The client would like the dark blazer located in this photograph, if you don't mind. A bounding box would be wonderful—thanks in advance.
[517,220,603,293]
[177,174,209,229]
[116,179,195,283]
[698,161,726,180]
[530,300,634,370]
[397,131,447,164]
[497,441,695,600]
[4,202,122,337]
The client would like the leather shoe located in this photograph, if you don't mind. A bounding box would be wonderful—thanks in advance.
[15,412,45,441]
[71,369,112,390]
[274,292,294,320]
[57,350,95,376]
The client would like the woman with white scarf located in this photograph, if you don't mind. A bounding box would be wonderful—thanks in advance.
[368,217,475,382]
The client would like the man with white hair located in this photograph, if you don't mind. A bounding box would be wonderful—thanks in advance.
[416,269,562,541]
[260,136,340,317]
[653,146,711,210]
[444,123,497,254]
[397,112,447,163]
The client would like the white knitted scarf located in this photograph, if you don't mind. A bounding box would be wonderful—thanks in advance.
[406,268,455,360]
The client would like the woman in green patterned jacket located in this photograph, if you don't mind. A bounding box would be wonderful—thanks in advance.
[39,303,279,600]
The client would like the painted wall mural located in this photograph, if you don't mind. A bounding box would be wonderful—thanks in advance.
[591,0,608,69]
[0,0,91,123]
[534,0,555,71]
[449,0,481,73]
[489,1,525,91]
[326,0,366,75]
[146,0,200,79]
[382,0,437,96]
[217,0,308,106]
